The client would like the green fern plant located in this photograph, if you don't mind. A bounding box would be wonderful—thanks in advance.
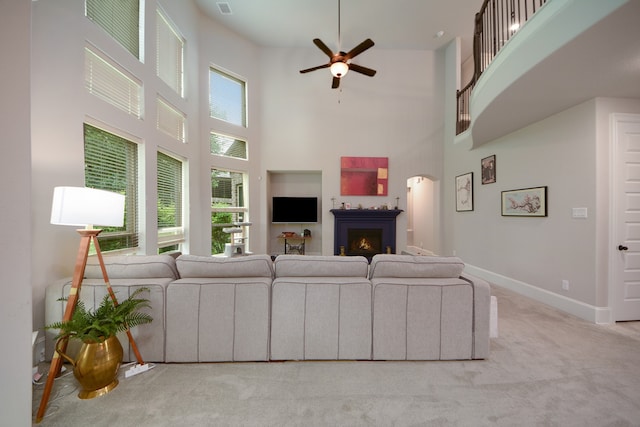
[46,287,153,343]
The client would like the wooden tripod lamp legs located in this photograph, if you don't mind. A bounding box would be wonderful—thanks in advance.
[35,230,145,423]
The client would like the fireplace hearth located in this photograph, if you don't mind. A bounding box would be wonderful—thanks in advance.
[331,209,403,260]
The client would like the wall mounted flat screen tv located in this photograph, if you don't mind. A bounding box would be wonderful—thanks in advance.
[272,197,318,223]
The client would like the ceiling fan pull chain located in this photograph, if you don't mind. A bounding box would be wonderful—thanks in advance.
[337,0,341,50]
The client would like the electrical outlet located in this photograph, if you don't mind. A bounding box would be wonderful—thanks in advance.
[34,336,46,365]
[562,280,569,291]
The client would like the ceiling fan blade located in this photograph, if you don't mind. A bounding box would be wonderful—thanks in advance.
[348,63,377,77]
[300,63,330,74]
[344,38,374,60]
[331,76,340,89]
[313,38,334,58]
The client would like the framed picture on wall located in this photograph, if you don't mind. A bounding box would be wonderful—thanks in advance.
[501,186,547,217]
[340,156,389,196]
[481,155,496,184]
[455,172,473,212]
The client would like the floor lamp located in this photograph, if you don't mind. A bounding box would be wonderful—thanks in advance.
[36,187,147,423]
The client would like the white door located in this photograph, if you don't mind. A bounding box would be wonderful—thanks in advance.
[613,113,640,321]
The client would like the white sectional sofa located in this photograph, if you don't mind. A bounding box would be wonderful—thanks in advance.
[270,255,372,360]
[369,254,490,360]
[45,253,491,363]
[165,254,273,362]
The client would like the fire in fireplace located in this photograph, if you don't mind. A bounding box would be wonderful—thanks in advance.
[347,228,382,256]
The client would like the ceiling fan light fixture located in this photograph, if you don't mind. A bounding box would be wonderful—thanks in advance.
[330,61,349,78]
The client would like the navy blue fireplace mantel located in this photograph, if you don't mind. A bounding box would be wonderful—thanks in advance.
[330,209,403,258]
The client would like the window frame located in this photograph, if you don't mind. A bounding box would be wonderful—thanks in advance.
[157,150,185,251]
[83,122,140,253]
[209,66,247,128]
[211,168,249,255]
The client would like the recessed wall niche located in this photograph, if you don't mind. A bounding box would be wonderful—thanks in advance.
[267,171,322,256]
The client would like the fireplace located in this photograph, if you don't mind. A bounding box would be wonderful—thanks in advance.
[347,228,382,256]
[331,209,403,260]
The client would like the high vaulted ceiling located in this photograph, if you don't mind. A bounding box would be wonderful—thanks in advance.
[194,0,479,58]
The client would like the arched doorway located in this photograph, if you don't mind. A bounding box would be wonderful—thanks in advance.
[406,175,438,255]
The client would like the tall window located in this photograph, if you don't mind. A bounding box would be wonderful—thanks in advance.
[210,132,247,160]
[156,9,184,96]
[209,68,246,127]
[84,123,139,251]
[211,168,247,254]
[85,47,142,119]
[157,152,184,253]
[85,0,141,59]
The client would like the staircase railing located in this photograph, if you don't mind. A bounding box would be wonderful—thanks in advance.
[456,0,547,135]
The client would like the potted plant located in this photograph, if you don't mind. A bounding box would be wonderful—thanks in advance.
[46,287,153,399]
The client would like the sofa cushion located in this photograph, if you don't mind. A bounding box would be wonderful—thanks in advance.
[84,254,179,279]
[274,255,369,278]
[176,254,274,278]
[369,254,464,279]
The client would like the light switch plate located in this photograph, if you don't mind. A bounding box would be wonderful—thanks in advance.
[572,207,588,219]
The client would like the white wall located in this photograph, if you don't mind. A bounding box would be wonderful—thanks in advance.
[258,47,445,255]
[445,69,640,321]
[449,100,599,302]
[1,0,33,424]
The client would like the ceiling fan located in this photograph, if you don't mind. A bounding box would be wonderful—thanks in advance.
[299,0,377,89]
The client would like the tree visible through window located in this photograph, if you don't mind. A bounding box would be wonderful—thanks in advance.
[211,168,247,254]
[84,123,139,251]
[210,132,247,160]
[157,152,183,252]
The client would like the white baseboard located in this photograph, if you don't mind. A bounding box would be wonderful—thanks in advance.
[464,264,612,324]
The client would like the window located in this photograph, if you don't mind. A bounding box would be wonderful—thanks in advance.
[85,47,142,118]
[157,152,184,251]
[85,0,141,59]
[211,168,247,254]
[209,68,246,127]
[84,123,139,251]
[156,9,184,96]
[210,132,247,160]
[157,98,186,142]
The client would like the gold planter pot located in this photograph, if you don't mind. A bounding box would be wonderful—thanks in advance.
[56,335,124,399]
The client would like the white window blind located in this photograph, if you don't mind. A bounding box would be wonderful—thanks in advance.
[85,47,142,118]
[156,10,184,96]
[85,0,140,59]
[210,132,247,160]
[84,123,139,251]
[157,152,184,248]
[209,68,246,127]
[157,98,186,142]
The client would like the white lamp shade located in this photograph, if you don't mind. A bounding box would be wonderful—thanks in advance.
[330,61,349,78]
[51,186,125,227]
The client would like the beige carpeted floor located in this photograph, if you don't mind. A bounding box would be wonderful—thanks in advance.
[33,286,640,427]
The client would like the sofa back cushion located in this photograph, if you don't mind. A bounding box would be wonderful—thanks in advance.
[274,255,369,278]
[369,254,464,279]
[84,254,179,279]
[176,254,274,278]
